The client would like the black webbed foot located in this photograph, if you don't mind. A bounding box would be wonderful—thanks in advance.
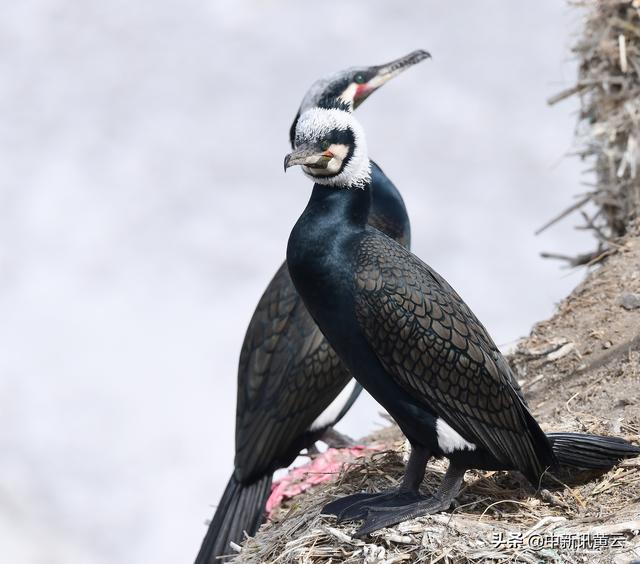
[321,492,385,518]
[322,489,425,522]
[354,494,452,537]
[336,490,422,522]
[322,454,466,538]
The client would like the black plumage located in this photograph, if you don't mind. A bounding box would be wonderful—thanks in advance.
[285,107,640,536]
[194,50,428,563]
[352,232,555,483]
[195,172,409,563]
[234,161,410,486]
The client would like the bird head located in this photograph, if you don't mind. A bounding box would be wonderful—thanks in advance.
[289,49,430,147]
[284,107,370,189]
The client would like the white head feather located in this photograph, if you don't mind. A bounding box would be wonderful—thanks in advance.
[294,107,371,189]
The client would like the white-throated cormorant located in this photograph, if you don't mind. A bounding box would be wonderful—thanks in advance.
[194,50,430,563]
[285,106,640,537]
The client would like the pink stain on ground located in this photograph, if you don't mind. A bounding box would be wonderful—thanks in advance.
[265,445,384,516]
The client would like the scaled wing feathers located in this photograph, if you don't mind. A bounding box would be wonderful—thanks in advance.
[354,232,553,480]
[235,262,350,482]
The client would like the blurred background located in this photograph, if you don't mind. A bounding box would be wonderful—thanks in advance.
[0,1,593,562]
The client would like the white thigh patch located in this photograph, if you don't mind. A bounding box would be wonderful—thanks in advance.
[436,418,476,453]
[309,380,357,432]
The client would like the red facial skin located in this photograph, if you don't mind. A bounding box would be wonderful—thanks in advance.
[353,83,373,108]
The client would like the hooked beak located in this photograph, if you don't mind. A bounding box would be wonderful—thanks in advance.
[284,144,333,172]
[354,49,431,108]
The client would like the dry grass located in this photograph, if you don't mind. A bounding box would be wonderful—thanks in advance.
[233,431,639,563]
[546,0,640,263]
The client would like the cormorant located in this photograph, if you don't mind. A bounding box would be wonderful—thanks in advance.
[194,50,430,563]
[285,106,640,537]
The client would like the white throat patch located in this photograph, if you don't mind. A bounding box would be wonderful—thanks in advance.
[295,107,371,189]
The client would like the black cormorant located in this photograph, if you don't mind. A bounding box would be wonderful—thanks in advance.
[285,106,640,537]
[194,50,429,563]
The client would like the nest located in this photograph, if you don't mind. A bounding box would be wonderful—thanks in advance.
[233,426,640,563]
[544,0,640,265]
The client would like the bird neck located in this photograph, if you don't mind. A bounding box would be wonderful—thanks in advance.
[287,179,371,334]
[287,180,371,284]
[369,160,411,248]
[306,181,372,229]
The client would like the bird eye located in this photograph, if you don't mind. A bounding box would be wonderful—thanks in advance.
[321,140,331,151]
[354,73,365,84]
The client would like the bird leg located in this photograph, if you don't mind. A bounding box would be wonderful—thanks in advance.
[354,462,466,537]
[321,444,431,522]
[320,427,357,448]
[306,444,322,456]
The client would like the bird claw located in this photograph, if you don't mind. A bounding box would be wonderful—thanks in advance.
[322,492,384,518]
[323,490,425,523]
[323,462,464,536]
[353,495,450,537]
[336,493,397,522]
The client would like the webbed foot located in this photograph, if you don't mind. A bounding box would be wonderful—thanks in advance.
[354,494,451,537]
[322,492,385,517]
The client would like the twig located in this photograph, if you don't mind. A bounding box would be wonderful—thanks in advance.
[619,34,628,73]
[547,82,591,106]
[539,249,602,267]
[535,195,591,235]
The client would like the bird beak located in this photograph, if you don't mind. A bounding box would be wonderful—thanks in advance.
[284,145,333,172]
[354,49,431,108]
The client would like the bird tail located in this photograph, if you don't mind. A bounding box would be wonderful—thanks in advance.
[194,473,272,564]
[547,432,640,470]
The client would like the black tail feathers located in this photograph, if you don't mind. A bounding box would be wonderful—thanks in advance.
[194,473,272,564]
[547,432,640,470]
